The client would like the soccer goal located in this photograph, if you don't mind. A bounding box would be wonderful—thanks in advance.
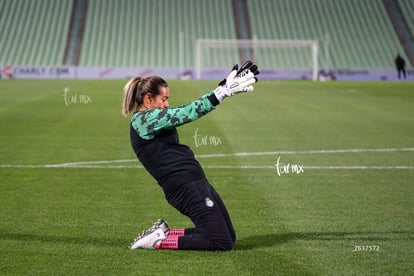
[195,39,319,81]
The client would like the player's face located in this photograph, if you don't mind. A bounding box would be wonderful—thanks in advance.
[150,86,170,109]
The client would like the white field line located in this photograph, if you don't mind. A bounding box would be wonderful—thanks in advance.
[1,164,413,170]
[195,147,414,158]
[206,165,414,170]
[1,147,413,170]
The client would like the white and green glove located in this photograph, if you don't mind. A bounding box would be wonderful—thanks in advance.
[214,60,260,102]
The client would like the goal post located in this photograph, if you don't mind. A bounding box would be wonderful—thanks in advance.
[195,39,319,81]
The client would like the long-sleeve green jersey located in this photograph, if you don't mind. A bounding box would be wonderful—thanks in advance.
[130,91,219,187]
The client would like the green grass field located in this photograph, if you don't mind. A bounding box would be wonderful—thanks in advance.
[1,79,413,275]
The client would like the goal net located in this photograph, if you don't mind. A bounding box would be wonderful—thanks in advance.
[195,39,318,81]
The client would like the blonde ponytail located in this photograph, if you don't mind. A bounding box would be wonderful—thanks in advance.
[121,75,169,117]
[121,77,141,117]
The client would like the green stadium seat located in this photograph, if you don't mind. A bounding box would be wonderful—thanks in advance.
[247,0,407,69]
[0,0,73,66]
[0,0,410,69]
[398,0,414,38]
[79,0,237,67]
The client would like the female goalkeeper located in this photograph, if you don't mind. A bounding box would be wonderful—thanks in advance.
[122,61,259,251]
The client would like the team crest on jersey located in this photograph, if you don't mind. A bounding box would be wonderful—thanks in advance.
[205,197,214,207]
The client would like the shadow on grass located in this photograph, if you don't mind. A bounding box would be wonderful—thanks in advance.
[1,230,413,250]
[0,231,130,248]
[235,230,414,250]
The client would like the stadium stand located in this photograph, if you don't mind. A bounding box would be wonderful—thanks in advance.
[1,0,412,70]
[0,0,73,66]
[247,0,409,69]
[396,0,414,65]
[79,0,237,67]
[398,0,414,34]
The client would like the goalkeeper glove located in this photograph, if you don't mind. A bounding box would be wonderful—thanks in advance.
[218,60,260,85]
[214,60,260,102]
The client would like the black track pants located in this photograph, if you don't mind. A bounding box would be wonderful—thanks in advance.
[162,177,236,251]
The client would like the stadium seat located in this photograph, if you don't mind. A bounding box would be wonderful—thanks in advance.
[79,0,237,67]
[398,0,414,37]
[0,0,73,66]
[247,0,407,69]
[0,0,411,69]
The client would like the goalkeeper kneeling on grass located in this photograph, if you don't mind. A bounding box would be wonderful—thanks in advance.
[122,61,260,251]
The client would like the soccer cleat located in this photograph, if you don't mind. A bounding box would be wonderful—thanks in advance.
[129,228,166,250]
[129,219,170,250]
[157,219,170,235]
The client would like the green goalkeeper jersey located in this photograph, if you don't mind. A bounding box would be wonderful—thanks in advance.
[129,91,220,187]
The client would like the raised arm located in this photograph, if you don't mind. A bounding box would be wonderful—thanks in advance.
[131,91,218,140]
